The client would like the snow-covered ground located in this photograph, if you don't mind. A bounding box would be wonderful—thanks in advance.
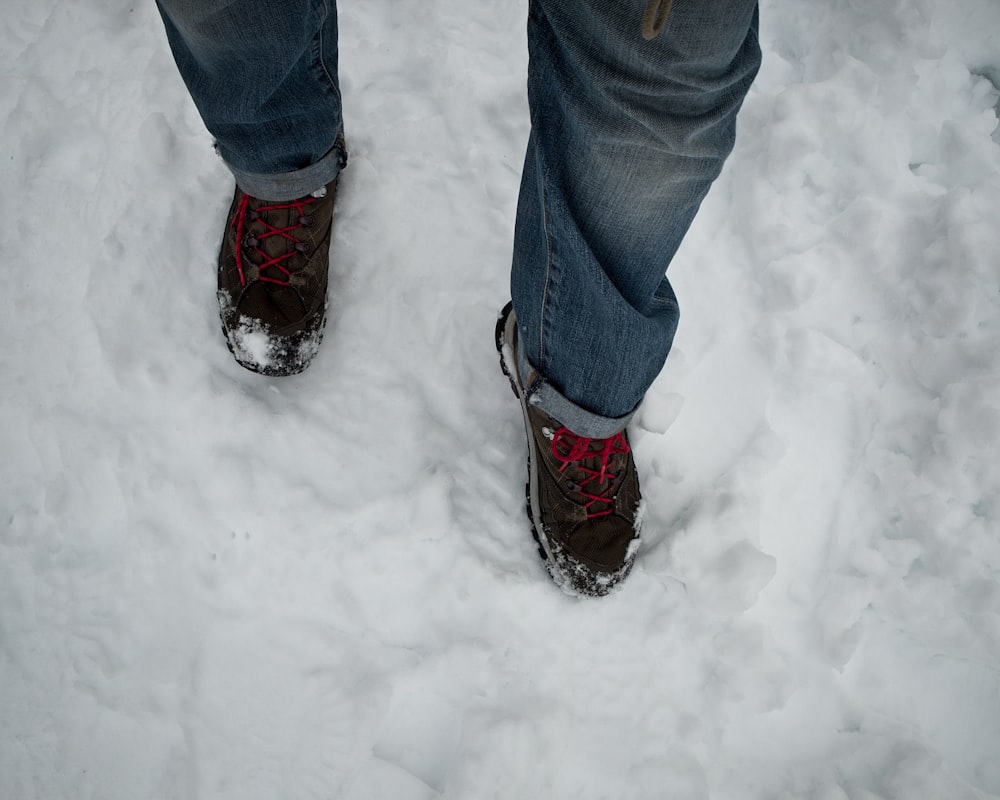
[3,1,1000,798]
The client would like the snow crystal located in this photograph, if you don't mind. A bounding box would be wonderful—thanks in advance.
[232,321,274,369]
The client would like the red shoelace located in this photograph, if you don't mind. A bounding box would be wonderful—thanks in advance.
[234,193,316,288]
[550,427,630,518]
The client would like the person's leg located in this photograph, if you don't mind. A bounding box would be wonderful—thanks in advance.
[156,0,347,375]
[155,0,346,200]
[500,0,760,595]
[511,0,761,436]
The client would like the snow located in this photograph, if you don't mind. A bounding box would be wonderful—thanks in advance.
[2,0,1000,798]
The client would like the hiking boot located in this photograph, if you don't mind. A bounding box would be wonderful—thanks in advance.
[495,302,643,597]
[217,181,337,376]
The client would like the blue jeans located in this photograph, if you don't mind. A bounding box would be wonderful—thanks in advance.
[156,0,760,437]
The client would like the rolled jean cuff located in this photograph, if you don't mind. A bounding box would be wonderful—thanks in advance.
[517,343,636,439]
[226,134,348,202]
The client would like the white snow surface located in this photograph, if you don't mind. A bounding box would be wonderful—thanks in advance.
[3,1,1000,799]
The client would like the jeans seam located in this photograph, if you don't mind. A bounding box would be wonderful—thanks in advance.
[537,147,554,372]
[316,0,338,101]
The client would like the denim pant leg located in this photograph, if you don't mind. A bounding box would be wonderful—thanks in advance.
[511,0,761,438]
[155,0,346,201]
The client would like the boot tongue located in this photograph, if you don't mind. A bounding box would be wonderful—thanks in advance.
[565,447,621,505]
[238,200,310,325]
[254,203,307,268]
[551,427,628,514]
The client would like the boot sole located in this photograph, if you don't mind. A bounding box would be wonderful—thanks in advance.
[494,303,554,569]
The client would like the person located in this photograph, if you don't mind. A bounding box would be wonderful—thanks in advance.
[154,0,761,596]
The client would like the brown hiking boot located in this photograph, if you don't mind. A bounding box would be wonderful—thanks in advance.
[495,302,643,597]
[217,181,337,376]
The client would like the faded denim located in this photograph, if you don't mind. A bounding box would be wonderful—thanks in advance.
[156,0,346,201]
[512,0,760,434]
[155,0,760,435]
